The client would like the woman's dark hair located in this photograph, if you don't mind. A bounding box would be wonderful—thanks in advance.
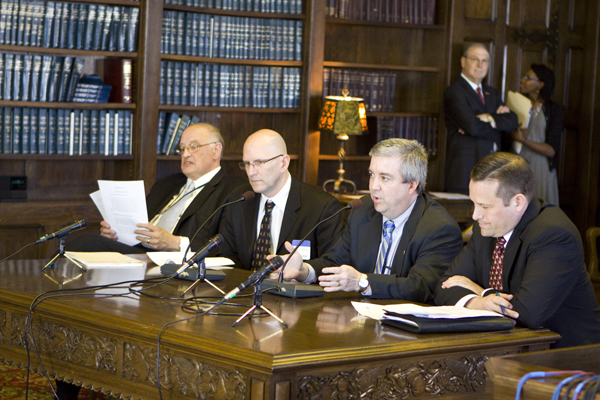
[530,64,555,100]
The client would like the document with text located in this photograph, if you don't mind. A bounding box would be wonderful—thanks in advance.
[91,180,148,246]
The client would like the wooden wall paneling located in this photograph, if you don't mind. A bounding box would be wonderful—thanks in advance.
[136,0,162,192]
[302,0,326,185]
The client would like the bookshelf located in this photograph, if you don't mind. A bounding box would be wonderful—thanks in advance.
[313,1,449,191]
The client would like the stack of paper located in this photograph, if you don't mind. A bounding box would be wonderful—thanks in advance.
[66,252,145,268]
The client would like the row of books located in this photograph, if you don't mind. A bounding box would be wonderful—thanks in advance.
[0,107,133,156]
[323,68,396,113]
[157,112,201,155]
[372,116,437,155]
[327,0,436,24]
[164,0,303,14]
[160,61,301,108]
[162,12,303,61]
[0,53,85,102]
[0,1,139,52]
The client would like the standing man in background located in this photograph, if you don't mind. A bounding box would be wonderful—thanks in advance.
[444,43,518,194]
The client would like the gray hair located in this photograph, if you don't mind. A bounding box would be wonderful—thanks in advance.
[189,122,225,151]
[369,138,428,194]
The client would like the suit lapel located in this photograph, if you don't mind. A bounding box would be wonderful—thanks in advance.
[277,176,300,253]
[392,195,426,275]
[357,210,382,274]
[177,170,223,224]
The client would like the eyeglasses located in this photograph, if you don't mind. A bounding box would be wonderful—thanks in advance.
[464,56,489,64]
[174,142,217,155]
[521,75,539,82]
[239,154,284,170]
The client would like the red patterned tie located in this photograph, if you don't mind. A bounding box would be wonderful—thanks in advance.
[476,87,485,104]
[252,201,274,271]
[489,237,506,290]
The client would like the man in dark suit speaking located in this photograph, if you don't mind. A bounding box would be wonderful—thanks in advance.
[67,123,244,254]
[435,152,600,348]
[444,42,518,194]
[279,139,463,302]
[217,129,344,270]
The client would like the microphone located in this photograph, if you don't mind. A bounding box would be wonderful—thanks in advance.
[175,234,223,276]
[223,256,283,300]
[277,198,362,282]
[35,219,87,244]
[183,190,255,262]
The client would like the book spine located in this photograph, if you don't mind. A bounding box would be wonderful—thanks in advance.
[128,7,138,52]
[104,58,132,103]
[23,0,33,47]
[100,5,112,51]
[47,108,57,154]
[173,61,182,105]
[21,107,30,154]
[12,54,22,101]
[2,107,11,153]
[29,107,37,154]
[57,56,73,102]
[66,57,85,102]
[96,110,104,155]
[42,1,54,48]
[3,54,13,101]
[118,7,129,53]
[66,3,78,50]
[109,6,121,52]
[11,107,21,154]
[182,62,190,106]
[84,4,96,51]
[21,54,32,102]
[51,2,61,48]
[80,109,90,155]
[166,61,174,105]
[38,107,47,154]
[56,108,66,155]
[156,111,165,154]
[92,5,105,51]
[16,0,26,47]
[117,110,125,155]
[38,55,51,102]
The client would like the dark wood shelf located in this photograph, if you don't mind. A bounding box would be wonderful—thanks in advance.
[323,61,440,72]
[158,154,299,161]
[326,17,445,30]
[368,112,439,117]
[56,0,141,6]
[318,154,370,161]
[159,105,301,113]
[0,155,134,160]
[163,5,305,19]
[0,45,138,58]
[161,54,302,67]
[0,101,136,109]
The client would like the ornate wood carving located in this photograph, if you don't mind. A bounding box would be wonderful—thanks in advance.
[0,309,5,344]
[297,356,488,399]
[123,342,246,399]
[510,10,560,67]
[9,314,117,373]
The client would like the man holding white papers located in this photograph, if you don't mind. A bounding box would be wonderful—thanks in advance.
[434,152,600,348]
[67,123,245,254]
[444,43,518,195]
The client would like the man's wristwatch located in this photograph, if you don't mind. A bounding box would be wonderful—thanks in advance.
[358,274,369,293]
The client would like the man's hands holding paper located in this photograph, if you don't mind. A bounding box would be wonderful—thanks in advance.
[100,220,181,251]
[135,223,181,251]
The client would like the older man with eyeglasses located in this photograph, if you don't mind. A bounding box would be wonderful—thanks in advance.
[65,123,245,255]
[217,129,344,270]
[444,42,519,195]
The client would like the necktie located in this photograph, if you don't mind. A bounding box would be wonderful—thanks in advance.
[375,220,395,275]
[152,182,192,233]
[252,201,274,270]
[476,87,485,104]
[489,237,506,290]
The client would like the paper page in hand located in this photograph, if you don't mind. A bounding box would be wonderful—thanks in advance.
[507,91,532,154]
[147,251,234,270]
[97,180,148,246]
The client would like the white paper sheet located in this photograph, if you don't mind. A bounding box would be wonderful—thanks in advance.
[352,302,502,321]
[147,252,234,270]
[66,251,145,268]
[95,180,148,246]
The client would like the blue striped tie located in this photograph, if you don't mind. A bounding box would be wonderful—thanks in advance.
[376,220,395,274]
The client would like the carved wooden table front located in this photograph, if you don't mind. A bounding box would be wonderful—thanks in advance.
[0,259,559,399]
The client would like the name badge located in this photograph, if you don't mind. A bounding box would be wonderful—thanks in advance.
[292,240,311,260]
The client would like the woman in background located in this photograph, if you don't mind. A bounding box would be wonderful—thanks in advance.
[511,64,563,206]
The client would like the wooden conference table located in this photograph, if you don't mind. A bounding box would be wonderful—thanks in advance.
[0,258,559,400]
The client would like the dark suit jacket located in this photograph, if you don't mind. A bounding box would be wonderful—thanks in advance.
[308,194,463,302]
[434,199,600,348]
[147,170,246,249]
[67,169,244,253]
[217,175,344,270]
[444,76,519,194]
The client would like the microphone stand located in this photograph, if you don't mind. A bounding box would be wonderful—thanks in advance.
[180,259,225,297]
[42,236,87,272]
[232,280,288,328]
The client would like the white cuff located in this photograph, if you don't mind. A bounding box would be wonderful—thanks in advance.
[303,263,317,284]
[179,236,190,253]
[455,294,478,308]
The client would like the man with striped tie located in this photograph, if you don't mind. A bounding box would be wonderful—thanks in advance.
[279,138,463,302]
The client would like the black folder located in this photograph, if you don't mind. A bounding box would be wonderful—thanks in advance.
[382,311,515,334]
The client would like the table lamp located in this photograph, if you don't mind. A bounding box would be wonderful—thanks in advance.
[318,89,369,194]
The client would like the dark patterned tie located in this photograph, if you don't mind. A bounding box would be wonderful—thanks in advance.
[252,201,274,270]
[489,237,506,290]
[375,220,395,275]
[476,87,485,104]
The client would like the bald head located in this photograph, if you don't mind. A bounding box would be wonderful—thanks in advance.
[242,129,290,198]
